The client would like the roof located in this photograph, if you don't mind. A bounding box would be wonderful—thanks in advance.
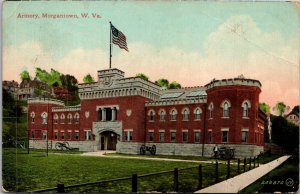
[158,87,207,101]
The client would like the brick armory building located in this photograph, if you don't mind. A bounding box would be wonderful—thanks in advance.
[28,68,266,157]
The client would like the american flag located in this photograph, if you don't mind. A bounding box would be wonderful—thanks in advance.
[111,24,129,52]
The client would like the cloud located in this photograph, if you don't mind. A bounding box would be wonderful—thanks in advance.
[3,15,299,108]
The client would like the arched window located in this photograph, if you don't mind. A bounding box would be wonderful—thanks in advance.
[74,113,80,124]
[41,112,48,124]
[148,110,155,121]
[60,114,65,124]
[223,102,229,117]
[182,108,190,121]
[67,113,72,124]
[159,109,166,121]
[53,114,58,124]
[194,107,202,120]
[170,108,177,121]
[208,103,214,119]
[221,100,231,118]
[242,100,251,118]
[30,112,35,123]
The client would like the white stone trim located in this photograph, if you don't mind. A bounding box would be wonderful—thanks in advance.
[181,107,190,114]
[205,78,261,90]
[242,128,249,132]
[30,112,35,118]
[159,129,165,132]
[148,109,156,116]
[96,105,120,111]
[67,130,72,132]
[41,112,48,117]
[148,129,154,132]
[84,129,92,131]
[220,99,231,108]
[28,98,65,106]
[170,129,176,132]
[193,107,202,114]
[221,128,229,131]
[158,108,166,115]
[241,100,251,108]
[208,129,212,131]
[182,129,188,132]
[124,129,133,132]
[52,106,81,112]
[169,108,178,114]
[194,129,201,132]
[146,98,207,107]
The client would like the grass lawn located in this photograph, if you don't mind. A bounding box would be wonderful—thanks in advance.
[240,155,299,193]
[2,148,242,193]
[105,152,215,161]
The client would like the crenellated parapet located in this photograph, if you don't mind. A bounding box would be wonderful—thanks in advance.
[145,97,206,107]
[205,77,262,90]
[27,98,65,106]
[78,68,161,100]
[52,105,81,112]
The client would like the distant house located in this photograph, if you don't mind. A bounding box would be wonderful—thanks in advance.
[3,80,19,98]
[53,86,73,100]
[17,80,52,100]
[285,110,300,126]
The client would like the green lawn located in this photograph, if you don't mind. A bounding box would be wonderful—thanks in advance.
[240,155,299,193]
[105,152,215,161]
[2,148,242,193]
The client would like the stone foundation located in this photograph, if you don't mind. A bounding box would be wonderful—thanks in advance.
[29,140,264,158]
[117,142,264,158]
[29,140,95,151]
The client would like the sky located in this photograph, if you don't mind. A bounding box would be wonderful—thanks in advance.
[3,1,300,109]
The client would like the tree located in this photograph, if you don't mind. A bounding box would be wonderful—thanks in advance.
[155,78,169,88]
[169,81,181,89]
[35,68,62,87]
[273,101,290,116]
[135,73,149,81]
[271,116,299,150]
[259,102,271,114]
[83,74,95,83]
[3,88,26,147]
[20,70,31,81]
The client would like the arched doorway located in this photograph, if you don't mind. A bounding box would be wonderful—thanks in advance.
[99,130,117,150]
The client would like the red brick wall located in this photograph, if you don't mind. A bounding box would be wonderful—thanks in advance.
[52,111,81,141]
[145,104,206,143]
[80,96,150,142]
[28,103,63,140]
[28,85,266,147]
[206,85,262,145]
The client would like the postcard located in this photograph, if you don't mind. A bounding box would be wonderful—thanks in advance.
[2,1,299,193]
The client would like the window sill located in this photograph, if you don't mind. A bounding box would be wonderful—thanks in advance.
[208,118,213,120]
[194,119,201,121]
[242,117,250,119]
[159,120,166,122]
[148,120,154,122]
[221,117,230,119]
[170,120,177,122]
[182,119,189,121]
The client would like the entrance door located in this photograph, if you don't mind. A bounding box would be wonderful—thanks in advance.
[100,131,117,150]
[101,136,105,150]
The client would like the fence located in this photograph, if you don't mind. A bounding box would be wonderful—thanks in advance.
[31,156,260,193]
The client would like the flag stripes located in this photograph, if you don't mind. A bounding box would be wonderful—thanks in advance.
[111,24,129,51]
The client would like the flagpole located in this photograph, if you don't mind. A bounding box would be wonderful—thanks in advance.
[109,21,112,69]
